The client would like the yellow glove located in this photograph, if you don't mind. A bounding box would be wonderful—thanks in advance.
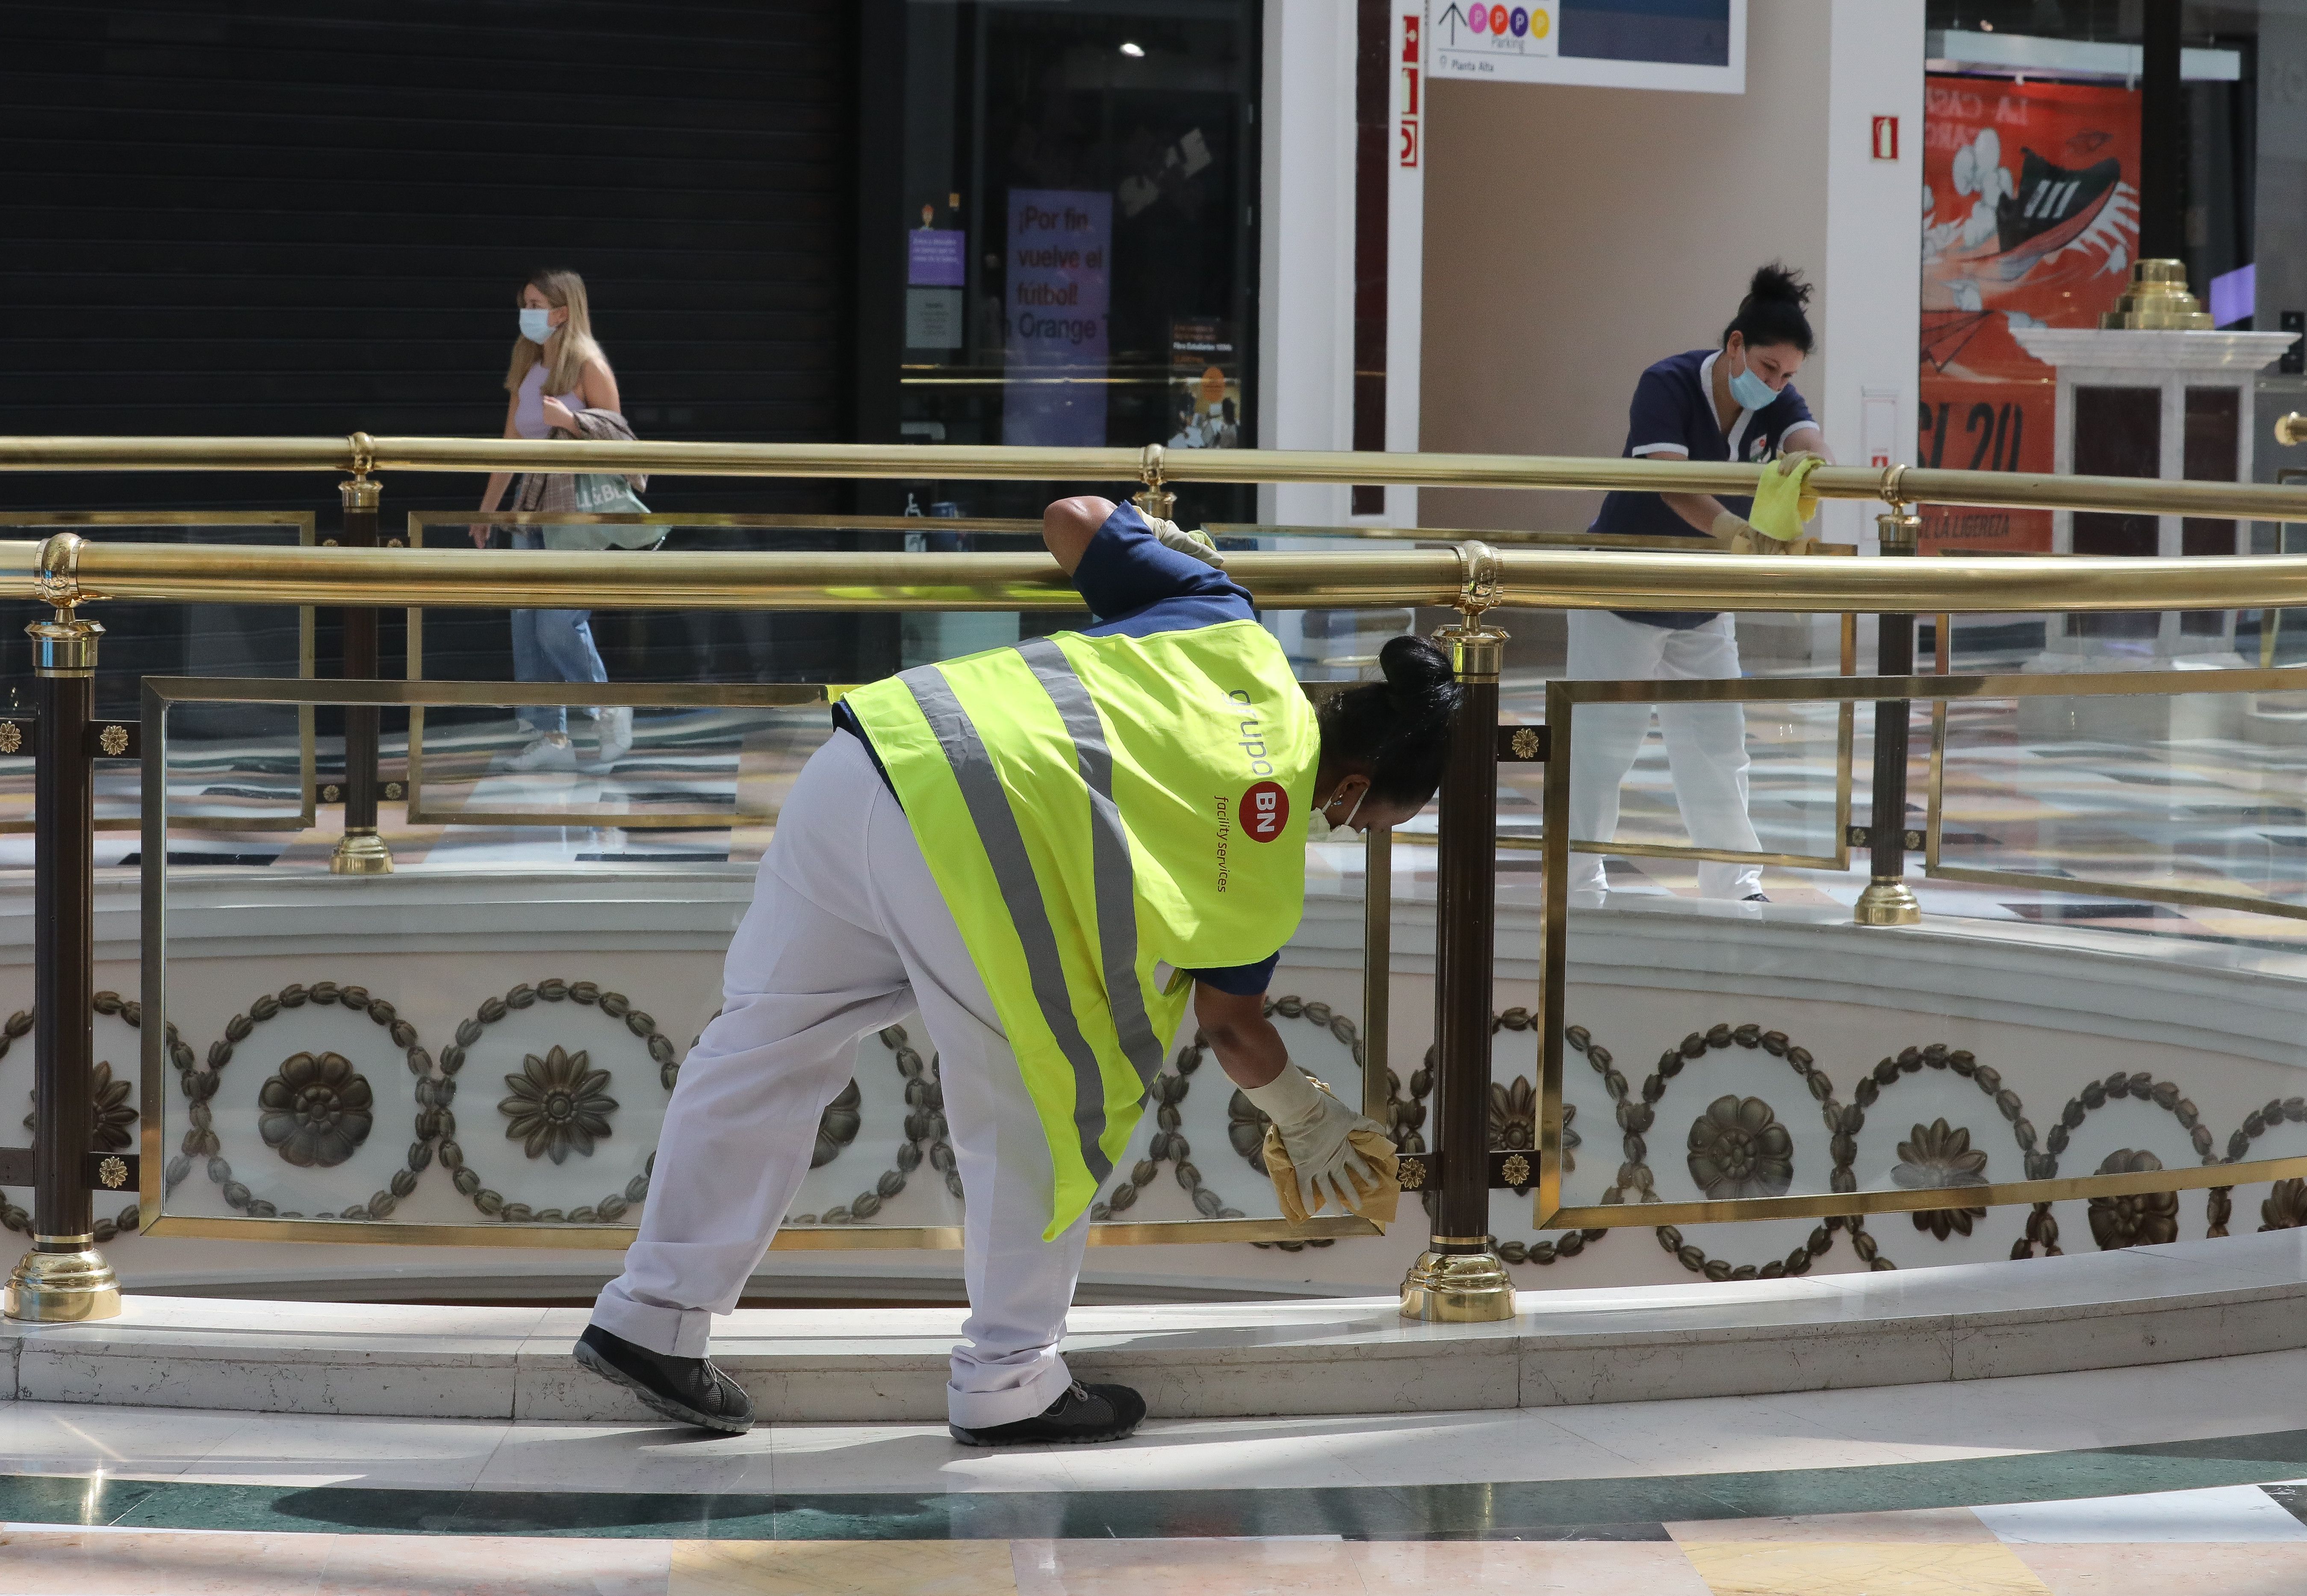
[1748,451,1825,543]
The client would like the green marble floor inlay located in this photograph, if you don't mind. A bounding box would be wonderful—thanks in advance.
[5,1427,2307,1540]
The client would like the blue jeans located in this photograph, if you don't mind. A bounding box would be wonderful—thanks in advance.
[509,528,608,736]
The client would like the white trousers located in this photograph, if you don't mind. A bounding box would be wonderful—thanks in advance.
[1565,610,1763,899]
[592,732,1088,1428]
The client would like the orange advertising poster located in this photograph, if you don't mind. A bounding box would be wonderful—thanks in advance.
[1919,76,2139,552]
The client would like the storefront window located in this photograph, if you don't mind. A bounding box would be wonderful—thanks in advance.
[888,0,1260,525]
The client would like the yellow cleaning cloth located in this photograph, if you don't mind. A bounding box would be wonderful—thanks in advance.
[1748,450,1825,543]
[1259,1081,1401,1227]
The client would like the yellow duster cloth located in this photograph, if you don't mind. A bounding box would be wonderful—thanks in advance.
[1259,1081,1401,1227]
[1747,450,1825,543]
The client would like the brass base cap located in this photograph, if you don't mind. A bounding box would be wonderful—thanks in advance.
[1853,880,1922,927]
[329,829,396,875]
[4,1245,121,1322]
[2099,258,2214,330]
[1400,1246,1518,1322]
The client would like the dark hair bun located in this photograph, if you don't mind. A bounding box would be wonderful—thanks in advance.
[1726,262,1816,355]
[1314,635,1464,812]
[1380,634,1452,695]
[1746,262,1811,309]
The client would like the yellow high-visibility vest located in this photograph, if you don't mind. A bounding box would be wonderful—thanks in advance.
[843,619,1319,1235]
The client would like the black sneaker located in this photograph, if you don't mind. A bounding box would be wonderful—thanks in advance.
[948,1380,1146,1447]
[573,1323,755,1434]
[1744,892,1770,903]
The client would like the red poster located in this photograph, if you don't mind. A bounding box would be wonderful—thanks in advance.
[1918,77,2140,552]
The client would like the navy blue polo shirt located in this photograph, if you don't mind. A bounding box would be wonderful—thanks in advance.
[836,501,1280,996]
[1591,349,1817,629]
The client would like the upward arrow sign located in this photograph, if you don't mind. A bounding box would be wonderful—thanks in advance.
[1437,2,1468,44]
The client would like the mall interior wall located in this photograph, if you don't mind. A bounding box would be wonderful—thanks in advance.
[1257,0,1360,531]
[1419,0,1925,559]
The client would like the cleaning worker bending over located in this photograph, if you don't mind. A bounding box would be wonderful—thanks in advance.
[576,495,1461,1445]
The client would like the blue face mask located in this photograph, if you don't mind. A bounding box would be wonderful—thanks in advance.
[519,307,555,345]
[1726,353,1777,411]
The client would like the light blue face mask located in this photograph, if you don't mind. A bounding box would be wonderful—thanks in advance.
[1726,351,1777,410]
[519,307,555,345]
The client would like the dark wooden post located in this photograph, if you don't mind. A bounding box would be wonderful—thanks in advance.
[4,536,121,1322]
[330,472,392,875]
[1854,504,1923,927]
[1401,542,1515,1322]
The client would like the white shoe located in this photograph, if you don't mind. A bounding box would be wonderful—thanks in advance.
[497,734,576,773]
[583,707,633,772]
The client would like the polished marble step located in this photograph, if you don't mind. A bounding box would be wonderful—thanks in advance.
[6,1231,2307,1423]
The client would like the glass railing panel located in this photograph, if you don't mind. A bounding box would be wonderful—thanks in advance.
[401,693,831,867]
[0,515,315,853]
[1535,688,1851,883]
[1538,667,2307,1274]
[137,696,312,865]
[1927,679,2307,928]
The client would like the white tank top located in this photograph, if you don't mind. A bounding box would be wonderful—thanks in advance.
[514,361,586,439]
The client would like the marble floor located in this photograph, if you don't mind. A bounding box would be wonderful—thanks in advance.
[8,1348,2307,1590]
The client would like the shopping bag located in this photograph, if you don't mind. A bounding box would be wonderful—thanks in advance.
[543,473,658,551]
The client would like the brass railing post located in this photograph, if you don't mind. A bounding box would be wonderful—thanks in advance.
[1132,442,1175,522]
[5,535,121,1322]
[330,444,392,875]
[1401,541,1516,1323]
[1854,488,1923,928]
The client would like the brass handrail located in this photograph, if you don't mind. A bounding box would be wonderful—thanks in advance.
[7,435,2307,523]
[6,536,2307,614]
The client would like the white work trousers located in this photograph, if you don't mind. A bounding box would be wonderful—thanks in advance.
[592,732,1088,1428]
[1565,610,1762,899]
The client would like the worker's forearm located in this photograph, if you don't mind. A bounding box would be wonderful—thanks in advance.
[1786,429,1832,463]
[1662,490,1729,535]
[1205,1012,1289,1090]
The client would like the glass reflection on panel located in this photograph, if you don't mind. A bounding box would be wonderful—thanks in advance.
[1547,696,1845,872]
[1934,688,2307,922]
[151,700,307,869]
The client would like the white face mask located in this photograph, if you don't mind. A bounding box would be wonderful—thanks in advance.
[519,306,555,345]
[1310,785,1365,842]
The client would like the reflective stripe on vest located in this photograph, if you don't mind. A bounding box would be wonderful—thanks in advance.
[1012,638,1165,1095]
[900,662,1118,1184]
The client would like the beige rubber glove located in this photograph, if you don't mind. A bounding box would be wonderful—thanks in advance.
[1244,1063,1384,1217]
[1148,517,1225,567]
[1710,508,1756,543]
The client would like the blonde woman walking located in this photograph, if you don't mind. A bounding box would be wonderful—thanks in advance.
[476,268,636,773]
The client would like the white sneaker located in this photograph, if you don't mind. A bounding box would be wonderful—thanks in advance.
[497,734,576,773]
[584,707,633,772]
